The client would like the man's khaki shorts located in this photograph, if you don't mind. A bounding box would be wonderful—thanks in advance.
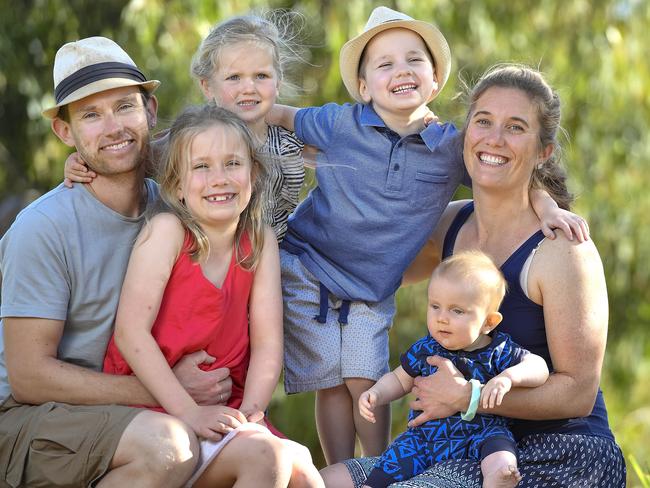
[0,396,141,487]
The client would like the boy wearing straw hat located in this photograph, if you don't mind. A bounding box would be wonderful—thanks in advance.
[0,37,228,487]
[268,6,464,464]
[269,6,568,466]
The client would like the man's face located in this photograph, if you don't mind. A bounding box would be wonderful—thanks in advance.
[53,86,156,176]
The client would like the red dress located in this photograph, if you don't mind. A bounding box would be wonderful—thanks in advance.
[104,232,282,436]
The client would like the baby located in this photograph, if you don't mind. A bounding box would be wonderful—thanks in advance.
[359,251,549,488]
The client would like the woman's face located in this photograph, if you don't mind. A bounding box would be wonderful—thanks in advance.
[463,86,552,192]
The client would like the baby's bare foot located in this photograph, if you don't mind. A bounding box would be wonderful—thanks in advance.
[483,465,522,488]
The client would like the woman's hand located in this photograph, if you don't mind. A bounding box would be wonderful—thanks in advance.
[408,356,471,428]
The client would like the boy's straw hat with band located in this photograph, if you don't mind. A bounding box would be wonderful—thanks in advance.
[339,6,451,103]
[42,36,160,119]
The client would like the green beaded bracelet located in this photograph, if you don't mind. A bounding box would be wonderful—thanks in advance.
[460,379,482,421]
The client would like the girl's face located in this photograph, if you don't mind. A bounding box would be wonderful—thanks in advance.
[177,124,253,229]
[201,41,279,136]
[463,86,552,193]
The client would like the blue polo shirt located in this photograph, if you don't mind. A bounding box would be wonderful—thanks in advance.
[282,102,465,302]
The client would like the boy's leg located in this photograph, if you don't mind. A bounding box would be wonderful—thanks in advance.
[340,294,396,458]
[316,384,356,464]
[345,377,390,456]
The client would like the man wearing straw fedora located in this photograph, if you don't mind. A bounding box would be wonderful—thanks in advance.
[0,37,225,487]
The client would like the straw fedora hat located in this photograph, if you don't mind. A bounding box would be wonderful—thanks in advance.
[339,6,450,103]
[42,36,160,119]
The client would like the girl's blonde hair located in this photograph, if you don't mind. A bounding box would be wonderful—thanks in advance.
[158,103,267,269]
[190,11,305,99]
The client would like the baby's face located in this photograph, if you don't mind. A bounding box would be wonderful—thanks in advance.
[426,275,493,351]
[358,28,437,116]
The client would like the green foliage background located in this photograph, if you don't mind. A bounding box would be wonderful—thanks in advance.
[1,0,649,484]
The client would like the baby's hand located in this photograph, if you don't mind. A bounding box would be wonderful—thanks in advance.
[359,389,379,423]
[540,207,590,243]
[481,376,512,409]
[63,152,96,188]
[180,404,247,441]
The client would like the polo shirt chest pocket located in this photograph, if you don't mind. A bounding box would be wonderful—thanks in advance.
[410,171,450,210]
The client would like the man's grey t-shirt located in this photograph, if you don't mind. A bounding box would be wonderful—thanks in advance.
[0,180,159,403]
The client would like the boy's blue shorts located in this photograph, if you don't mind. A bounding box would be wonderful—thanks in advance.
[280,249,395,394]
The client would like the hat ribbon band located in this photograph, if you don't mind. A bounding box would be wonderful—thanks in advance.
[55,62,148,103]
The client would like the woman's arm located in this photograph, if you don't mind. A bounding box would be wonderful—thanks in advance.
[239,226,283,418]
[490,236,607,418]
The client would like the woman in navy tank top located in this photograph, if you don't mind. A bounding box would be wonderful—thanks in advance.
[329,65,625,487]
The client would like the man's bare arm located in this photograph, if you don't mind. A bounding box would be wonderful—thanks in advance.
[4,317,157,405]
[4,317,232,406]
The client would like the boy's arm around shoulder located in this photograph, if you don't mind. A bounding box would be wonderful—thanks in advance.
[530,188,590,242]
[240,226,283,417]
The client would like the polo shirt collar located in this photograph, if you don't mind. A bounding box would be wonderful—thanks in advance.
[359,103,386,128]
[360,104,450,146]
[421,121,456,151]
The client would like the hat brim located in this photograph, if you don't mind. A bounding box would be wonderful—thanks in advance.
[42,78,160,119]
[339,19,451,104]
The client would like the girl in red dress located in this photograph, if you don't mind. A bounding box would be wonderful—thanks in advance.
[104,104,323,487]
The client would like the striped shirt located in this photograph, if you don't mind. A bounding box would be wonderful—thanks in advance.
[261,125,304,243]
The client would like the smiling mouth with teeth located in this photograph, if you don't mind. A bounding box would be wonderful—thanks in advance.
[392,84,417,94]
[206,194,235,202]
[237,101,259,106]
[479,152,508,166]
[102,140,132,150]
